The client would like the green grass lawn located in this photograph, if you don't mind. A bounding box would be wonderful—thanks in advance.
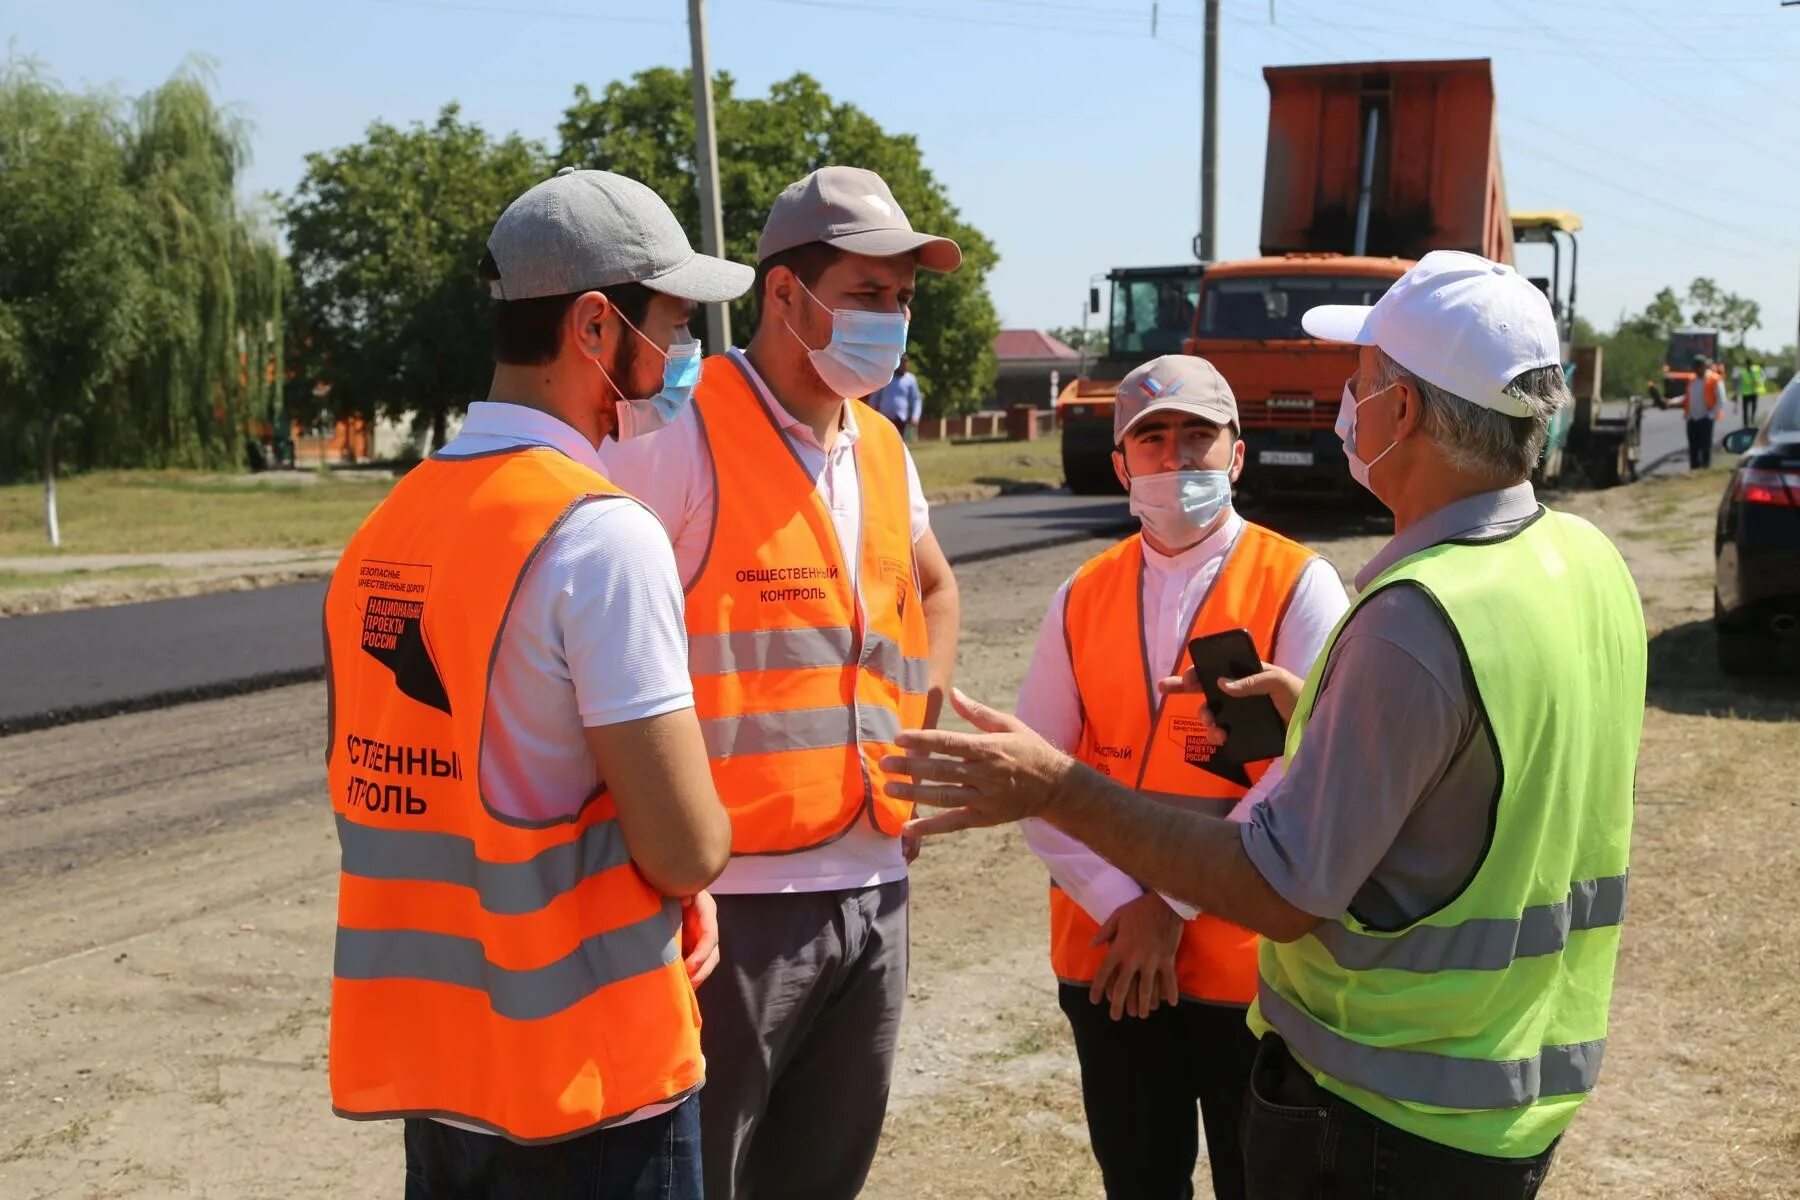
[908,430,1065,498]
[0,471,397,557]
[1,436,1068,559]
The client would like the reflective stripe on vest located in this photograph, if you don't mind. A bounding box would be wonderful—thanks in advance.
[684,355,931,855]
[323,448,703,1142]
[1051,522,1316,1005]
[1251,508,1645,1158]
[1257,981,1608,1111]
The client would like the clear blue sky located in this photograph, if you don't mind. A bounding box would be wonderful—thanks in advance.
[10,0,1800,355]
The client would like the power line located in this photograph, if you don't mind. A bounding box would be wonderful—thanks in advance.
[1491,0,1791,161]
[1605,0,1800,117]
[366,0,679,24]
[1504,109,1797,229]
[1503,141,1796,261]
[745,0,1177,40]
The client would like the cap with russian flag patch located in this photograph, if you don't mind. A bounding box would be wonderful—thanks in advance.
[1113,355,1238,442]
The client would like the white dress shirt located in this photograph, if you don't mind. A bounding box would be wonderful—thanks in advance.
[1017,511,1349,924]
[598,348,932,894]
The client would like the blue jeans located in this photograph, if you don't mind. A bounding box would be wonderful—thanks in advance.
[403,1095,702,1199]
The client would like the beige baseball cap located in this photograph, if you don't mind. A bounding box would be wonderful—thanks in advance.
[757,166,962,272]
[1114,355,1238,442]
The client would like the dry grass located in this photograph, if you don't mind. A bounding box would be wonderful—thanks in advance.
[0,564,174,593]
[867,468,1800,1199]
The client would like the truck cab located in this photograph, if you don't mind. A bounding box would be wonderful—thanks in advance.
[1183,255,1400,494]
[1662,327,1722,405]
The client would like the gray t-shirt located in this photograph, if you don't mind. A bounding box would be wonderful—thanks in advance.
[1240,484,1540,930]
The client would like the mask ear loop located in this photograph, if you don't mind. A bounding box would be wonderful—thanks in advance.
[781,274,833,356]
[1351,382,1403,468]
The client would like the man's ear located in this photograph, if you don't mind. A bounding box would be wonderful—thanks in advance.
[1228,434,1246,484]
[1112,448,1130,493]
[1390,379,1426,442]
[569,292,612,360]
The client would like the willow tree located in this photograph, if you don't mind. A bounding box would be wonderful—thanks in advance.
[0,59,147,544]
[117,63,282,470]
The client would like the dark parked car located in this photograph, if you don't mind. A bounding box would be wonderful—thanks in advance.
[1715,377,1800,674]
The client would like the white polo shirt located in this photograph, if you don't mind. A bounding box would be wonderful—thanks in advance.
[598,348,932,895]
[432,401,697,1132]
[1017,511,1348,925]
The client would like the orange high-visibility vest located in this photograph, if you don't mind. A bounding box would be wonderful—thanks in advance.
[685,355,931,855]
[323,448,702,1143]
[1051,522,1316,1005]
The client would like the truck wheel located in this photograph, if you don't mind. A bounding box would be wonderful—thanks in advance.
[1716,628,1767,676]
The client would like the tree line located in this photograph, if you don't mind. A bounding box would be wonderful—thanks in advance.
[0,56,1003,526]
[0,59,285,540]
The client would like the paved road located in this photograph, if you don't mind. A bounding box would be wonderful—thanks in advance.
[0,488,1132,733]
[0,409,1732,735]
[1635,399,1759,480]
[1638,402,1691,479]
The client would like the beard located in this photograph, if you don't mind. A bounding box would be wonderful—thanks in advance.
[597,332,640,441]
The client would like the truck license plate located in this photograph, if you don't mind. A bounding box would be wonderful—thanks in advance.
[1259,450,1314,466]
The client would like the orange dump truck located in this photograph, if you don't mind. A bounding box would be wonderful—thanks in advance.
[1057,58,1638,496]
[1183,58,1514,497]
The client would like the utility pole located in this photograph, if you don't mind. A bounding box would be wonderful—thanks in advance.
[687,0,730,350]
[1198,0,1220,263]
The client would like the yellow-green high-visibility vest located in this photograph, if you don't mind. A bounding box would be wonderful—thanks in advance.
[1249,506,1646,1158]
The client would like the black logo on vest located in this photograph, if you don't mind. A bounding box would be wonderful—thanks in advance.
[1167,714,1250,787]
[880,556,909,621]
[355,560,451,715]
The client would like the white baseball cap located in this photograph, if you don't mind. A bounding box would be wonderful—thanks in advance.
[1301,250,1560,418]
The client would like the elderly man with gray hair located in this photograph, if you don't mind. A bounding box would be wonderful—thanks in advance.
[883,251,1647,1197]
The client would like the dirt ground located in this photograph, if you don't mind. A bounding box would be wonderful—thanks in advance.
[2,471,1795,1199]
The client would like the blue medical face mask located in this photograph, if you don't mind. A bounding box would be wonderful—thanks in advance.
[1128,468,1234,547]
[598,312,703,440]
[785,278,909,399]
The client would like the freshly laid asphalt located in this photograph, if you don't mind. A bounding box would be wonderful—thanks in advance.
[0,488,1133,734]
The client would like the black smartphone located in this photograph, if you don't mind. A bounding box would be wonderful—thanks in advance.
[1186,628,1287,766]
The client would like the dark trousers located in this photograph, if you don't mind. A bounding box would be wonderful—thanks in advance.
[1059,985,1258,1200]
[1241,1036,1558,1200]
[402,1095,701,1199]
[696,882,909,1200]
[1743,395,1760,428]
[888,414,911,441]
[1686,417,1715,469]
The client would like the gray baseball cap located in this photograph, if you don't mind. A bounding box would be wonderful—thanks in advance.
[1114,355,1239,442]
[756,166,962,273]
[486,167,752,302]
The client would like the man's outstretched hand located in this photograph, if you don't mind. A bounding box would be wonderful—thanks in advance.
[883,689,1078,838]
